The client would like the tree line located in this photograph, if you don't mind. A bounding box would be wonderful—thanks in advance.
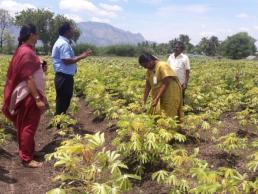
[68,32,257,59]
[0,8,257,59]
[0,8,80,54]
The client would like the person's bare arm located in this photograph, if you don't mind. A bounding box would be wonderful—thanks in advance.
[182,70,190,89]
[183,56,191,89]
[152,77,171,107]
[143,80,151,104]
[185,69,190,86]
[63,49,92,65]
[26,76,45,113]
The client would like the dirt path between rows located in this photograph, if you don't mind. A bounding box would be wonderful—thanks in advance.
[0,113,57,194]
[0,99,108,194]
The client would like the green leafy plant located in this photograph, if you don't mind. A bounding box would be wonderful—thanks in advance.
[49,114,77,129]
[113,113,185,175]
[217,133,247,155]
[0,128,9,145]
[46,132,140,194]
[247,140,258,172]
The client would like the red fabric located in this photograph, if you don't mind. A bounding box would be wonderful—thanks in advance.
[16,95,41,162]
[2,44,41,122]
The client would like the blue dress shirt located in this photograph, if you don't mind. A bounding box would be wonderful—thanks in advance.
[51,36,76,75]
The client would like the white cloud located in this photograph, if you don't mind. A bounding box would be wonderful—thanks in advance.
[254,26,258,30]
[60,0,92,12]
[143,0,163,4]
[236,13,249,19]
[185,5,209,14]
[108,0,127,2]
[158,4,209,15]
[99,3,122,12]
[0,0,36,16]
[158,4,210,15]
[91,17,110,23]
[138,0,163,5]
[59,0,122,19]
[65,14,83,23]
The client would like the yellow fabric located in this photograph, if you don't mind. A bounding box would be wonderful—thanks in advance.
[146,61,183,121]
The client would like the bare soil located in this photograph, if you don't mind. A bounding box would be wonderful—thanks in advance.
[0,114,58,194]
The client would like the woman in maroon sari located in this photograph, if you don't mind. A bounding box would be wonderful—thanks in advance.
[2,24,46,168]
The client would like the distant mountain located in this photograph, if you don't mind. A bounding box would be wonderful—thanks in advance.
[7,21,146,46]
[77,22,145,46]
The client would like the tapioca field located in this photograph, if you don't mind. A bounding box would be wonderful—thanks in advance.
[0,54,257,194]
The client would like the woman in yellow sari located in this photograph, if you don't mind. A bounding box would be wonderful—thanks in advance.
[139,54,183,121]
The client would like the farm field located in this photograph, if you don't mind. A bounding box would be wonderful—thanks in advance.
[0,55,257,194]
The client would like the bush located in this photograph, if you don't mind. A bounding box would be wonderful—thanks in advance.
[104,45,139,57]
[73,43,99,56]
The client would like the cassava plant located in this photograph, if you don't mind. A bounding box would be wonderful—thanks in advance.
[113,113,186,175]
[46,132,140,194]
[247,139,258,172]
[216,133,247,156]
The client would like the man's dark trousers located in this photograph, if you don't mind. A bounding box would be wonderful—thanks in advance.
[54,72,74,115]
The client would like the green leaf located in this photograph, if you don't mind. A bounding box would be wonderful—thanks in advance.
[115,175,132,191]
[165,174,178,186]
[91,183,111,194]
[85,132,105,149]
[152,170,169,183]
[110,161,128,176]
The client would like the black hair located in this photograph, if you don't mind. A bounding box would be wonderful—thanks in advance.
[175,41,185,51]
[18,23,37,48]
[59,22,72,36]
[138,54,158,65]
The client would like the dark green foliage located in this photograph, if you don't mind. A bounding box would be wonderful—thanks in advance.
[15,8,54,54]
[220,32,256,59]
[2,32,15,54]
[49,14,80,48]
[73,43,99,56]
[15,9,80,55]
[104,44,139,57]
[168,34,194,54]
[195,36,220,56]
[0,9,13,52]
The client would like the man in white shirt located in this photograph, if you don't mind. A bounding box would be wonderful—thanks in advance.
[167,42,190,103]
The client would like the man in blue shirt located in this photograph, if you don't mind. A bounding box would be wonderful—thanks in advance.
[52,22,92,115]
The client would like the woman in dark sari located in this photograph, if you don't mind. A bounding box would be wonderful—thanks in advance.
[2,24,46,168]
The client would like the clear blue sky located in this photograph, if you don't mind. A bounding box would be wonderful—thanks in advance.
[1,0,258,45]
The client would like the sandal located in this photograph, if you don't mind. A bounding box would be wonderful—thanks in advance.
[22,160,43,168]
